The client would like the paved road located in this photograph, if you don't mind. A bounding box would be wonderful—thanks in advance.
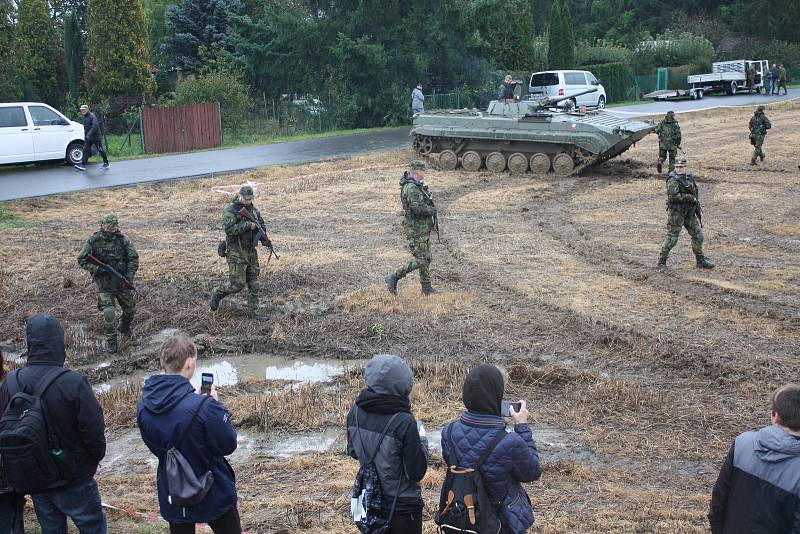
[0,92,795,201]
[0,128,410,202]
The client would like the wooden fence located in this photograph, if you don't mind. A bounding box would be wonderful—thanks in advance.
[142,102,221,154]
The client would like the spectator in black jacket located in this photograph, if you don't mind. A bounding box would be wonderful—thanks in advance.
[1,314,107,534]
[347,354,429,534]
[709,383,800,533]
[0,350,25,534]
[75,105,109,171]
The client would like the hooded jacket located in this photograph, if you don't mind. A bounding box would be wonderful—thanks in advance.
[0,314,106,487]
[709,425,800,533]
[442,365,541,534]
[347,354,429,515]
[137,374,238,523]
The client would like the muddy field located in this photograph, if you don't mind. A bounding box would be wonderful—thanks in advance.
[1,100,799,533]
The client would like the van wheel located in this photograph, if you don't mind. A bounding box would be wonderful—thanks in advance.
[597,96,606,109]
[66,141,84,166]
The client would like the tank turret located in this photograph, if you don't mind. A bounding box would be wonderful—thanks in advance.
[531,87,598,111]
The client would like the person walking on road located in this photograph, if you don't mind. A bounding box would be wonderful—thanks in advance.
[746,63,755,94]
[749,106,771,165]
[75,105,109,171]
[385,160,439,296]
[769,64,779,94]
[77,215,139,354]
[778,64,788,95]
[655,111,681,174]
[657,157,714,270]
[411,84,425,115]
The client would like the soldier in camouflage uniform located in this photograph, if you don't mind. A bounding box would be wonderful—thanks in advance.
[657,158,714,270]
[209,185,270,319]
[77,215,139,353]
[748,106,771,165]
[385,160,438,296]
[655,111,681,173]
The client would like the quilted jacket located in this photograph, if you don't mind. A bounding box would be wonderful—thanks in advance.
[442,412,541,534]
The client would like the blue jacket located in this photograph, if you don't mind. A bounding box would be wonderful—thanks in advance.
[137,374,238,523]
[442,412,541,534]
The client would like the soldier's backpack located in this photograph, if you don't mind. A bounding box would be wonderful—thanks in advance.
[435,423,508,534]
[0,367,69,494]
[351,409,403,534]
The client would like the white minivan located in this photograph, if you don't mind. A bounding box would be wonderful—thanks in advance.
[528,70,607,109]
[0,102,85,166]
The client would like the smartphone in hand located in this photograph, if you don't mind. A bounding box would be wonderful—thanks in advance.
[200,372,214,395]
[501,401,522,418]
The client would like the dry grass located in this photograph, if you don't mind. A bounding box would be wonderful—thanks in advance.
[2,103,799,532]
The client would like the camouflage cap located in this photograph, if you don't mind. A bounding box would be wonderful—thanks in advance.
[239,185,255,200]
[408,159,427,171]
[101,214,119,231]
[666,110,675,116]
[675,157,688,167]
[756,105,765,112]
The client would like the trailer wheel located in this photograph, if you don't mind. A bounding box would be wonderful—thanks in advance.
[693,89,704,100]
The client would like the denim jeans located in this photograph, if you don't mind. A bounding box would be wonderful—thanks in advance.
[770,79,777,93]
[31,479,107,534]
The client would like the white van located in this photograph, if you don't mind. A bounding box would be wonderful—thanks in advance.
[0,102,85,166]
[528,70,607,109]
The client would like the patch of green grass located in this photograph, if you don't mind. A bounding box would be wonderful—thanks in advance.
[0,206,32,230]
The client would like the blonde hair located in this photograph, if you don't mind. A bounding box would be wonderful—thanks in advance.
[160,333,196,373]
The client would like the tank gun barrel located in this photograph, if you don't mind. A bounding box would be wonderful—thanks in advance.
[536,87,598,108]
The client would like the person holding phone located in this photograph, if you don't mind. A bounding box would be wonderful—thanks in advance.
[137,334,241,534]
[441,364,541,534]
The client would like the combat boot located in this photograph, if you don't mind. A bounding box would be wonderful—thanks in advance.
[421,286,438,296]
[750,158,757,166]
[118,323,132,336]
[107,340,117,354]
[695,255,715,269]
[656,257,667,269]
[656,159,663,174]
[385,273,399,295]
[760,154,765,162]
[209,293,220,311]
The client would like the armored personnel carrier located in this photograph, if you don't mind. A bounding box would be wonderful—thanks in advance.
[411,88,655,175]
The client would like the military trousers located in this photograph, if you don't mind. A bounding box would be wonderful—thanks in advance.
[658,147,677,171]
[97,289,135,344]
[659,208,704,259]
[212,259,261,312]
[751,135,765,161]
[394,234,432,289]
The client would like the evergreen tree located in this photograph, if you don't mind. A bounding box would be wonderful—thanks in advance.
[474,0,536,71]
[0,0,22,101]
[64,9,84,98]
[84,0,156,100]
[162,0,242,72]
[17,0,66,105]
[547,0,564,69]
[562,1,576,68]
[142,0,172,65]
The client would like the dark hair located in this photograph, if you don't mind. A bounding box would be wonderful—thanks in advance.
[771,384,800,431]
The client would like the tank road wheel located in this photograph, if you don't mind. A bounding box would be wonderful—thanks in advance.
[485,152,506,173]
[552,153,575,176]
[439,150,458,171]
[508,152,528,174]
[529,153,551,174]
[416,136,434,156]
[461,151,482,172]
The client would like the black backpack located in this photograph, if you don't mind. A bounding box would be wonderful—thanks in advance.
[164,395,215,507]
[351,409,403,534]
[435,422,507,534]
[0,367,69,494]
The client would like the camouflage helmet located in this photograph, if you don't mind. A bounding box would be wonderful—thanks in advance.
[101,214,119,231]
[756,105,765,113]
[238,185,255,200]
[666,110,675,116]
[675,157,688,167]
[408,159,427,171]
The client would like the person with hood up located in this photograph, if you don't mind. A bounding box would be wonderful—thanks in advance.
[0,314,106,534]
[137,334,240,534]
[709,383,800,533]
[346,354,429,534]
[441,364,541,534]
[0,350,25,534]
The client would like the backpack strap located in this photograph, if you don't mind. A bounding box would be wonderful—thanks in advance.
[173,395,211,450]
[7,367,68,399]
[475,429,507,470]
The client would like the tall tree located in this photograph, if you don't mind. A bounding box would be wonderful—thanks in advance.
[141,0,172,65]
[474,0,536,71]
[64,9,83,98]
[547,0,564,68]
[17,0,65,105]
[162,0,241,72]
[85,0,155,100]
[561,1,576,68]
[0,0,22,100]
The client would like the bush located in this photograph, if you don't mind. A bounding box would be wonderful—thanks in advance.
[577,45,633,67]
[633,31,715,73]
[589,62,635,102]
[754,40,800,81]
[174,71,250,130]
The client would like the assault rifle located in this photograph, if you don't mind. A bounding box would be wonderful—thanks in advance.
[85,255,137,292]
[237,207,280,262]
[672,172,703,228]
